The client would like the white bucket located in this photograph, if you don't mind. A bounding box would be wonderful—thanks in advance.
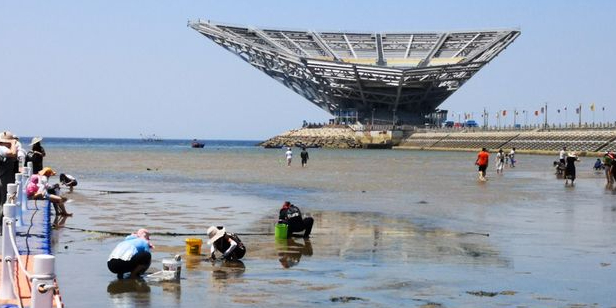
[162,257,182,280]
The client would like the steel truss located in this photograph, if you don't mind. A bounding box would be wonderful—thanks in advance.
[190,21,519,125]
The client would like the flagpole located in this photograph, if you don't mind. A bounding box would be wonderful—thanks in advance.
[578,103,582,127]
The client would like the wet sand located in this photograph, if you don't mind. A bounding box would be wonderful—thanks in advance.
[46,147,616,307]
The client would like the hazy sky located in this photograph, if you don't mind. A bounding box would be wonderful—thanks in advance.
[1,1,615,139]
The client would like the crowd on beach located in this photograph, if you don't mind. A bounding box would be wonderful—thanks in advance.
[475,145,616,188]
[0,131,77,219]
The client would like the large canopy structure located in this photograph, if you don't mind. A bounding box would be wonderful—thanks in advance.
[190,20,519,125]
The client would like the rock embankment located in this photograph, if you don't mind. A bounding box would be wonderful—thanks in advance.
[260,127,361,148]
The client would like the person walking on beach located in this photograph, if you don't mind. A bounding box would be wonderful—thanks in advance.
[300,147,309,167]
[495,148,505,174]
[559,146,567,165]
[27,137,46,174]
[0,131,18,208]
[278,201,314,238]
[207,226,246,261]
[509,147,516,167]
[564,152,580,186]
[475,148,490,181]
[604,151,614,186]
[107,228,154,279]
[285,147,293,167]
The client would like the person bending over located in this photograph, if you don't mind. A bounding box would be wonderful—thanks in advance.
[207,226,246,261]
[59,173,78,192]
[107,229,154,279]
[279,201,314,238]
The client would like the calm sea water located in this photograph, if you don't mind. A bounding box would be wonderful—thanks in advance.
[38,138,616,307]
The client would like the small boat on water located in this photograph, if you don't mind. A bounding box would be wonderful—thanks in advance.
[191,139,205,148]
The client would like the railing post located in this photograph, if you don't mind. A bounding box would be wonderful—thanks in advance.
[1,201,17,299]
[21,167,31,211]
[12,177,23,227]
[31,255,55,308]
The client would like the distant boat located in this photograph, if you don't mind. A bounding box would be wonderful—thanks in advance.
[140,134,163,142]
[191,139,205,148]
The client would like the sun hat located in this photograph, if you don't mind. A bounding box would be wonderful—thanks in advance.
[38,167,57,176]
[136,228,154,248]
[0,131,17,143]
[568,151,578,157]
[207,226,226,245]
[30,136,43,146]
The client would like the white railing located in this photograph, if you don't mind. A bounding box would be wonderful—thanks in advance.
[1,177,60,308]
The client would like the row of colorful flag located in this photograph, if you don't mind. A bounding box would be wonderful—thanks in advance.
[451,104,605,119]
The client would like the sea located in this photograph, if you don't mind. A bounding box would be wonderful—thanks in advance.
[36,137,616,307]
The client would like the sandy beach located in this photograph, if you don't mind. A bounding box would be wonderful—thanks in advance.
[43,143,616,307]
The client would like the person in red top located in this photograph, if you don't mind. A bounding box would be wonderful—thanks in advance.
[475,148,490,181]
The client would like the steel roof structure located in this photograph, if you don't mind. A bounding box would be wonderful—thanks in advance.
[190,20,519,125]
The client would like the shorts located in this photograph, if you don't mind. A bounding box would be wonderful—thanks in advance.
[107,251,152,275]
[478,165,487,172]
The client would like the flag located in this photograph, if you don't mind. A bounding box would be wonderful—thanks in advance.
[590,103,595,111]
[557,109,560,113]
[564,107,567,111]
[576,107,580,114]
[534,110,539,116]
[603,107,605,111]
[540,107,544,114]
[515,110,519,115]
[502,110,507,116]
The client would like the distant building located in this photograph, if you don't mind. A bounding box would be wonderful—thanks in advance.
[190,20,519,126]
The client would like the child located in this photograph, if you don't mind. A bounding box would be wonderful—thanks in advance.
[59,173,78,192]
[593,158,603,171]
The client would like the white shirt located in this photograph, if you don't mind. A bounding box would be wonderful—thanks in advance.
[559,150,566,160]
[285,150,292,160]
[0,146,8,162]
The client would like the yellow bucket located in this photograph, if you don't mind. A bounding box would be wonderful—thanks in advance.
[185,238,203,255]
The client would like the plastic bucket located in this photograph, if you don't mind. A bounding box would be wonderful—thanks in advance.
[185,238,203,255]
[162,258,182,280]
[275,223,288,239]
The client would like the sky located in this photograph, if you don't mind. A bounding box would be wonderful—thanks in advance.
[1,1,615,140]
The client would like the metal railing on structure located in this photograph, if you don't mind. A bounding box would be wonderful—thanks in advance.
[1,166,61,308]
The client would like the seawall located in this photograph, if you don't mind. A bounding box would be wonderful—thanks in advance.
[261,127,616,156]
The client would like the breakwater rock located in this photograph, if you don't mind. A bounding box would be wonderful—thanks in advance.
[260,127,362,149]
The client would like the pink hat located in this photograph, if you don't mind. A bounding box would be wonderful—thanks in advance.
[136,228,154,248]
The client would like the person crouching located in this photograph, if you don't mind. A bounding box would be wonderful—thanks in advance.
[107,229,154,279]
[207,226,246,261]
[279,201,314,238]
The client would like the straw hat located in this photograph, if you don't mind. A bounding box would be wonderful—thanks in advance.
[38,167,57,176]
[207,226,225,245]
[30,136,43,146]
[0,131,17,143]
[568,151,578,157]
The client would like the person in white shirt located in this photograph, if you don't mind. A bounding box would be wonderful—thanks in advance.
[495,149,505,174]
[559,146,567,165]
[285,147,293,167]
[509,148,516,167]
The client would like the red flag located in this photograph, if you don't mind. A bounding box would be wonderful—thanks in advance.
[502,110,507,116]
[534,110,539,116]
